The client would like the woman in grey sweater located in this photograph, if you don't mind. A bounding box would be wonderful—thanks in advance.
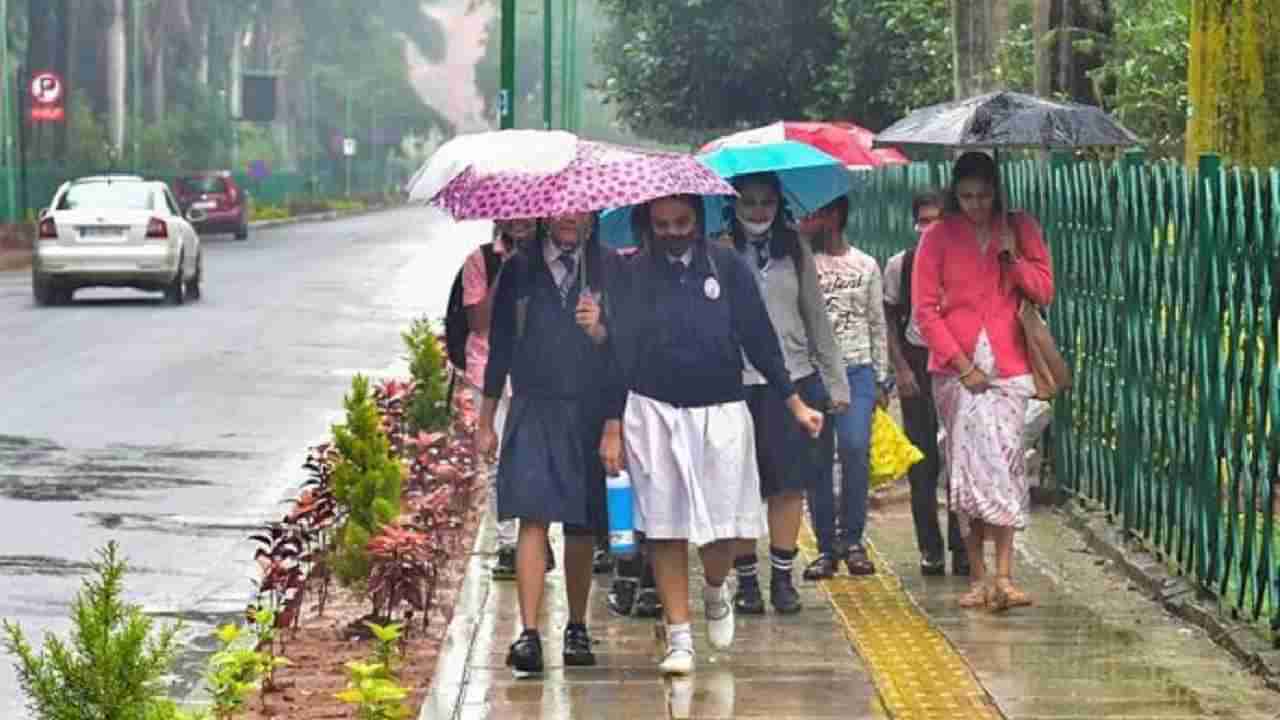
[725,172,850,615]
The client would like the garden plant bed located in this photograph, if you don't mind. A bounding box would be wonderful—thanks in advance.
[238,484,483,719]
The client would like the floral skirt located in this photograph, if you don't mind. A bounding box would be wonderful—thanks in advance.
[933,332,1035,534]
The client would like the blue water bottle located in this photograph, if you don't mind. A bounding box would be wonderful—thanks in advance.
[606,470,637,557]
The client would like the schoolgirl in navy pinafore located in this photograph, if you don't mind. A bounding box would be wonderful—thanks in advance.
[483,226,619,534]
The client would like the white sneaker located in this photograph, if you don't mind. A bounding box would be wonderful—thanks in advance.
[659,647,695,675]
[703,583,735,650]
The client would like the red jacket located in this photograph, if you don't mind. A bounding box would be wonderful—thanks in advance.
[912,211,1054,378]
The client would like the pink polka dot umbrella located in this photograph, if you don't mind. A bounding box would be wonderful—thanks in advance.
[417,131,736,220]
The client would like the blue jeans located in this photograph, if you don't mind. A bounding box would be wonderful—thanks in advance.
[807,364,876,555]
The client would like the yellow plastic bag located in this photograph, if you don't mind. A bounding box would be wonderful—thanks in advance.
[868,407,923,488]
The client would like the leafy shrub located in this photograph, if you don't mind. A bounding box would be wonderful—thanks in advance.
[367,525,433,624]
[334,661,410,720]
[332,375,404,588]
[1,542,187,720]
[250,204,290,222]
[402,318,450,434]
[204,624,268,719]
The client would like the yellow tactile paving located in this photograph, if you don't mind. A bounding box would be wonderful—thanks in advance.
[799,525,1004,720]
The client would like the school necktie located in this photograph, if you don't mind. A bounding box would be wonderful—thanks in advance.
[558,253,577,300]
[669,258,687,285]
[750,238,770,270]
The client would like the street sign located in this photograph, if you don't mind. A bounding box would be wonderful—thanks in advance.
[29,70,64,123]
[342,138,357,157]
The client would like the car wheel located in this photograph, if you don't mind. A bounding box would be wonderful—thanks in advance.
[186,254,202,301]
[165,256,186,306]
[32,268,56,306]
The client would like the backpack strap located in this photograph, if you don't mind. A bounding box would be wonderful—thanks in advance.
[481,242,501,284]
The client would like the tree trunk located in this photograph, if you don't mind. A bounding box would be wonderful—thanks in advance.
[107,0,127,152]
[1187,0,1280,165]
[149,44,164,122]
[952,0,1010,98]
[1034,0,1053,96]
[198,13,210,86]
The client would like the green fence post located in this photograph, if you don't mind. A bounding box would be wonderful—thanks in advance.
[1119,148,1146,534]
[1194,152,1223,586]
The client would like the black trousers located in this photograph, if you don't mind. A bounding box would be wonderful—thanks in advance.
[901,342,963,559]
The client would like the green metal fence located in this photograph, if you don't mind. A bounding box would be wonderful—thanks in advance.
[851,154,1279,631]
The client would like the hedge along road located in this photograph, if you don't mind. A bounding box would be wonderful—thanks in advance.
[0,205,488,717]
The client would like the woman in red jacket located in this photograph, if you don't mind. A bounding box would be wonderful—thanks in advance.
[912,151,1054,611]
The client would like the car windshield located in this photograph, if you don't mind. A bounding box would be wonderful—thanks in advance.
[57,182,154,211]
[178,177,227,194]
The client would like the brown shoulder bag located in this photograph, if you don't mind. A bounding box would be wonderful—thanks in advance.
[1006,214,1071,401]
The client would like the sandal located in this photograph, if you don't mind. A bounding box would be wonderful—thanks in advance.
[844,544,876,576]
[992,576,1032,611]
[958,580,990,609]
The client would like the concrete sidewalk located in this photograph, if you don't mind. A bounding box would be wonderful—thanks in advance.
[423,498,1278,720]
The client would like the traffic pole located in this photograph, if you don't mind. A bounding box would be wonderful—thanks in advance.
[0,0,15,223]
[499,0,515,130]
[131,0,141,171]
[543,0,552,129]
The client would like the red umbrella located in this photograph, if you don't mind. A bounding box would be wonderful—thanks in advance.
[700,121,909,168]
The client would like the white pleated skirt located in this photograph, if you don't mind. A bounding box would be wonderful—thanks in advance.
[622,391,764,546]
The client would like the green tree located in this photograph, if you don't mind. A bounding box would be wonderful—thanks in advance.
[595,0,843,144]
[1086,0,1189,158]
[403,318,450,434]
[332,374,404,587]
[809,0,953,130]
[2,542,187,720]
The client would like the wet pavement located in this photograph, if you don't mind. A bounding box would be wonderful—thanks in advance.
[423,522,886,719]
[0,207,489,718]
[425,498,1280,719]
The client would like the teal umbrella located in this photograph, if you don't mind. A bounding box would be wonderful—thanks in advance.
[600,140,850,248]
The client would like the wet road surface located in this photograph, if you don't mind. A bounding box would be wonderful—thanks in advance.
[0,207,488,717]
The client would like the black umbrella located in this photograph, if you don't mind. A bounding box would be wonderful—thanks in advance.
[873,91,1141,150]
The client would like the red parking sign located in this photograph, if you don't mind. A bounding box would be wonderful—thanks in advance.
[29,71,65,123]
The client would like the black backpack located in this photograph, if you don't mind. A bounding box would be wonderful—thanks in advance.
[444,243,502,371]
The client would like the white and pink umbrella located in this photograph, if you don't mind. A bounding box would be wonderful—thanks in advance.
[699,121,910,168]
[409,130,735,221]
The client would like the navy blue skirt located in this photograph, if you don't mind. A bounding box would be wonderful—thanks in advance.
[496,392,606,534]
[746,373,826,498]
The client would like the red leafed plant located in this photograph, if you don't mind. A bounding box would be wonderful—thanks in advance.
[248,523,307,637]
[366,523,437,626]
[374,378,416,456]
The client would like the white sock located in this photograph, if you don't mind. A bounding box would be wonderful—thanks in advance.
[703,582,728,604]
[667,622,693,652]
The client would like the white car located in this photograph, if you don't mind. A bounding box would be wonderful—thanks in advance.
[32,175,204,306]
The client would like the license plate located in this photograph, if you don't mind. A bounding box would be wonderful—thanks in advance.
[79,226,126,241]
[193,201,216,209]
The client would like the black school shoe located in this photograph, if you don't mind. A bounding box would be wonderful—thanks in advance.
[633,587,663,618]
[563,624,597,666]
[770,572,803,614]
[492,545,517,580]
[593,546,614,574]
[607,578,637,616]
[733,582,766,615]
[951,551,971,577]
[921,555,947,576]
[506,630,544,677]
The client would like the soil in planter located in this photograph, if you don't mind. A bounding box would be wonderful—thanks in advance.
[237,485,484,720]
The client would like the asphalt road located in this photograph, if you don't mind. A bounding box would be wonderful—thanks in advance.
[0,205,489,716]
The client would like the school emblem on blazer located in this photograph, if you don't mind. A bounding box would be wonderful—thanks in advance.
[704,276,721,300]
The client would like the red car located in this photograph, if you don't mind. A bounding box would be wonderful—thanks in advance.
[173,171,251,240]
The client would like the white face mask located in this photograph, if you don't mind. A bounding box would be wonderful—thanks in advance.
[738,217,773,237]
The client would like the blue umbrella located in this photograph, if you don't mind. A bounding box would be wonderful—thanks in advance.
[600,141,850,248]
